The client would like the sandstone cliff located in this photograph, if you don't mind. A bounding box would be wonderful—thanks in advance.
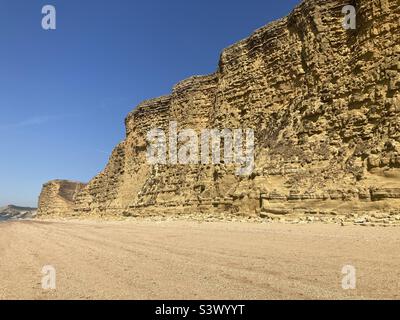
[38,0,400,225]
[38,180,86,217]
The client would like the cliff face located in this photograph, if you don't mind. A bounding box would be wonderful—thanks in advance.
[38,180,86,217]
[39,0,400,223]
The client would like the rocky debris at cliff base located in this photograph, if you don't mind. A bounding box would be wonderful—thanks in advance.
[35,210,400,227]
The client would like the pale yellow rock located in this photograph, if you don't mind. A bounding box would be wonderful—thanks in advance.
[37,180,86,217]
[38,0,400,224]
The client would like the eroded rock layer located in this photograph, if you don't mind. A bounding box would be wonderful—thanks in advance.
[38,180,87,217]
[39,0,400,223]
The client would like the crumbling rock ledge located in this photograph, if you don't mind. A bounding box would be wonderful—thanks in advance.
[38,0,400,225]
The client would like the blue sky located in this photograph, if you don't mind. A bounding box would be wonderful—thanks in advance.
[0,0,300,207]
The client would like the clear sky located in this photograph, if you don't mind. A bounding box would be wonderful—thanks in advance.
[0,0,300,207]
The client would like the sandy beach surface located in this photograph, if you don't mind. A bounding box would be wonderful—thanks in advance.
[0,219,399,300]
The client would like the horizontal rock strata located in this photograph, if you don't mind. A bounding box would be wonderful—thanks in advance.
[37,180,86,217]
[38,0,400,224]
